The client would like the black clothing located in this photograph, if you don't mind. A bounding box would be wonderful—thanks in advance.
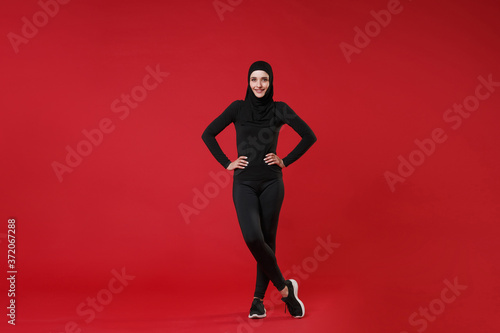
[233,177,285,297]
[202,61,316,299]
[244,60,275,119]
[201,101,317,181]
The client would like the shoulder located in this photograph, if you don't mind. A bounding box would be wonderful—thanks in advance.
[229,100,245,108]
[221,100,244,118]
[273,101,298,123]
[225,100,245,113]
[274,101,288,109]
[274,101,295,114]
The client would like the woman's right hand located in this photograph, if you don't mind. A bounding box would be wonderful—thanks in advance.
[227,156,249,170]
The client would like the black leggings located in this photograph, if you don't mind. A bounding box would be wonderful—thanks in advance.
[232,177,286,299]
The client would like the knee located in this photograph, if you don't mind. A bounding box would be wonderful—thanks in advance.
[244,237,266,252]
[265,240,276,252]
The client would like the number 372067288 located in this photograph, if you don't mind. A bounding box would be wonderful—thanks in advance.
[7,219,16,268]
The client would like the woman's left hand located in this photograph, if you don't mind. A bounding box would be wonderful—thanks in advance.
[264,153,285,168]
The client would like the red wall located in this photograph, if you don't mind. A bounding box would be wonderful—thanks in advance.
[1,0,499,332]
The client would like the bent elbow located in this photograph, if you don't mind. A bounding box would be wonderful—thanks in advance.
[309,132,318,145]
[201,129,211,143]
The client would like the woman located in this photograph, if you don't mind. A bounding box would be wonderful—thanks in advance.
[202,61,316,319]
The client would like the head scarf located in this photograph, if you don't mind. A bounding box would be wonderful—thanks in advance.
[244,61,275,122]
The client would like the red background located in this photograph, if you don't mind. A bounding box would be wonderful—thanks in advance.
[1,0,500,332]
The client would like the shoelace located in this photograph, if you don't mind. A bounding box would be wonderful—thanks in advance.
[251,300,264,314]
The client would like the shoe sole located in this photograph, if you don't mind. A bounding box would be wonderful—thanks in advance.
[248,313,266,319]
[248,308,266,319]
[289,279,305,318]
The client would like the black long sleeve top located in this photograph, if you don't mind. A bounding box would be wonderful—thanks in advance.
[202,100,317,181]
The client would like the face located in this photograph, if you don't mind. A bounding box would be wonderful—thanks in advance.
[249,70,270,98]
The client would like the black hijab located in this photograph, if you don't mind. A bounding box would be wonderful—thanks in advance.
[243,61,275,123]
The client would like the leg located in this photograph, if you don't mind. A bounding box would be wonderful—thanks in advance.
[253,178,285,299]
[232,179,286,293]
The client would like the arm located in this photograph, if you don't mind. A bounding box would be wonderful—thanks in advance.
[201,101,239,169]
[279,103,317,167]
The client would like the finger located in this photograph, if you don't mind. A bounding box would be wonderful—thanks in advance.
[265,154,279,161]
